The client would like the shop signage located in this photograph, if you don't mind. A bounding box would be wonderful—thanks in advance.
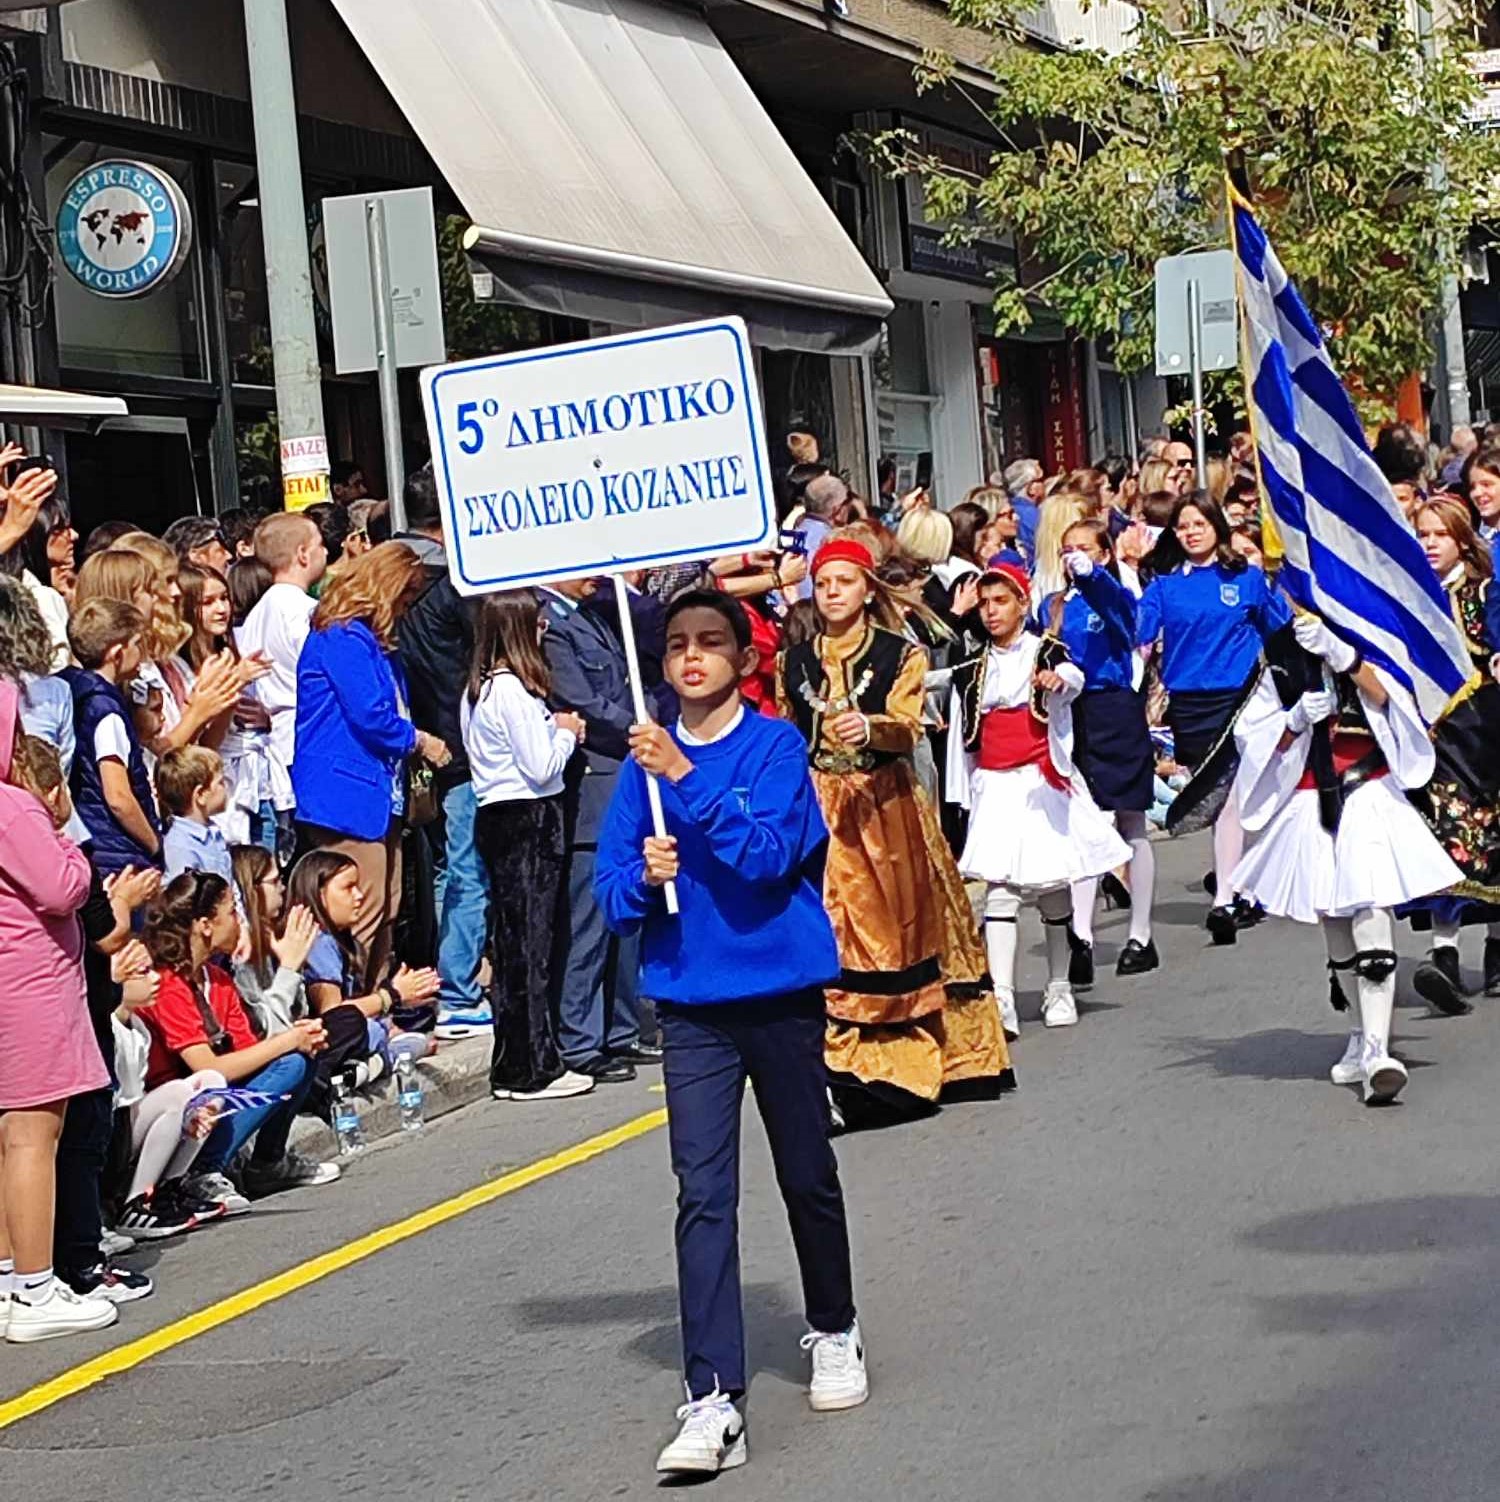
[421,317,776,596]
[280,434,330,513]
[900,120,1016,288]
[55,159,193,300]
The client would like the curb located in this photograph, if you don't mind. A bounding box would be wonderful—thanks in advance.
[288,1035,492,1160]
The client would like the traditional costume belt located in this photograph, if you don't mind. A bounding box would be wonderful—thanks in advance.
[1296,731,1387,793]
[977,706,1069,790]
[811,746,902,775]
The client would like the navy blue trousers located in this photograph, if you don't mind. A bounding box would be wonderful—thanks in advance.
[660,989,856,1400]
[54,1086,114,1277]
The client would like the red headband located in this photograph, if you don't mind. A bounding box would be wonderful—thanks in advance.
[811,538,875,577]
[979,557,1031,599]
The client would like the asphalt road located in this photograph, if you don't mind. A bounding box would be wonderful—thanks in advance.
[5,829,1500,1502]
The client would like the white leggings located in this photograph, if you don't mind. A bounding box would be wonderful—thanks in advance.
[126,1070,227,1202]
[1321,909,1397,1052]
[985,884,1073,995]
[1071,810,1157,946]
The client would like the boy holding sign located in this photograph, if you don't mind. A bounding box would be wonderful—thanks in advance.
[595,589,868,1476]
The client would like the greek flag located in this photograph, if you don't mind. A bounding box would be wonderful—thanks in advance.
[1233,199,1474,723]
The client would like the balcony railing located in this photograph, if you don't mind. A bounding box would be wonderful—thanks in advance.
[1020,0,1141,56]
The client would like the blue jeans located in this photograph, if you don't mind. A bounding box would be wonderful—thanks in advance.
[434,780,490,1011]
[197,1053,313,1173]
[558,844,640,1067]
[248,799,278,855]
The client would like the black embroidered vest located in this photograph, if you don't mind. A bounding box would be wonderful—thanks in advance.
[782,627,912,767]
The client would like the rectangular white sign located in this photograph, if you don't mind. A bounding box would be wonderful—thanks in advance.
[419,317,777,597]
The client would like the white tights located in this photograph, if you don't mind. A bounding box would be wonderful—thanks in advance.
[127,1070,226,1202]
[1321,909,1396,1052]
[985,884,1073,995]
[1212,801,1244,909]
[1431,919,1500,952]
[1070,810,1156,946]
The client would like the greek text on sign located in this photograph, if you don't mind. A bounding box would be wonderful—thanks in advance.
[420,318,776,595]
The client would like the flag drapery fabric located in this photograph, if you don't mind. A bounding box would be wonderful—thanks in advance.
[1231,194,1474,724]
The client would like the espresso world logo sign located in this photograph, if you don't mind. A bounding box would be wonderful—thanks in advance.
[56,159,193,299]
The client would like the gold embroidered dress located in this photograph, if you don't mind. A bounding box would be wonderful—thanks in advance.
[779,623,1013,1123]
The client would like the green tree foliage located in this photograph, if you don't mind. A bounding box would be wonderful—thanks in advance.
[870,0,1500,410]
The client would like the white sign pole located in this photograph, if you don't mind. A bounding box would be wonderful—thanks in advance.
[610,572,679,916]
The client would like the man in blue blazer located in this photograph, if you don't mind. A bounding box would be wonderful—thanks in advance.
[541,576,655,1081]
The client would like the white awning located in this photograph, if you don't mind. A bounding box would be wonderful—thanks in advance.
[329,0,893,353]
[0,384,128,432]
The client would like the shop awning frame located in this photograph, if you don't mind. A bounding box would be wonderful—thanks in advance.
[0,384,129,432]
[330,0,893,354]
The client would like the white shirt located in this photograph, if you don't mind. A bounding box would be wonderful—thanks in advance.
[237,582,315,811]
[462,670,578,805]
[21,570,70,671]
[112,1013,151,1110]
[677,704,745,747]
[94,712,132,763]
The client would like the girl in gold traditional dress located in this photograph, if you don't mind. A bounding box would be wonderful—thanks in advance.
[776,536,1012,1129]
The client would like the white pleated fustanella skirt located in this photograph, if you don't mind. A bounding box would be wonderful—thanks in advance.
[958,764,1130,892]
[1232,776,1462,924]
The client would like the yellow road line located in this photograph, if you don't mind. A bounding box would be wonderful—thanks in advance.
[0,1106,668,1433]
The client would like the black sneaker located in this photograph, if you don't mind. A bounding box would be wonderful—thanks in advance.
[63,1262,153,1305]
[1116,938,1160,976]
[156,1177,228,1230]
[1067,931,1095,989]
[612,1041,664,1065]
[575,1055,637,1084]
[1206,906,1239,946]
[241,1150,342,1199]
[1414,947,1471,1016]
[116,1188,194,1241]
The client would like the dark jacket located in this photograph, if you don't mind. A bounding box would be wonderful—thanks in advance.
[394,532,473,787]
[541,590,633,844]
[62,667,161,875]
[293,620,416,840]
[584,585,678,724]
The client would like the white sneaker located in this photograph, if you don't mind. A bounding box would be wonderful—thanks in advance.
[1362,1037,1408,1105]
[182,1171,251,1216]
[996,987,1020,1040]
[435,1004,494,1040]
[99,1229,137,1259]
[802,1319,869,1411]
[6,1280,118,1343]
[1329,1030,1364,1086]
[500,1070,596,1102]
[656,1388,746,1475]
[1041,981,1078,1028]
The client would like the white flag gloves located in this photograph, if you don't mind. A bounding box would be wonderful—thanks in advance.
[1292,613,1358,674]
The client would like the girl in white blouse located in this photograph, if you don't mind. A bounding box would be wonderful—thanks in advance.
[461,590,590,1103]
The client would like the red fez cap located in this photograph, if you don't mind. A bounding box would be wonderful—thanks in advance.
[811,538,876,577]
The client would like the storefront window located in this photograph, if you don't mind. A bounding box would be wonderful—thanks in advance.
[875,300,935,492]
[45,138,206,379]
[219,162,275,386]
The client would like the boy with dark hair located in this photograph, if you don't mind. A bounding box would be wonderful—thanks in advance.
[595,587,868,1478]
[63,599,161,875]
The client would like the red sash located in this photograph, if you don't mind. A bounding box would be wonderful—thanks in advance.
[978,706,1069,790]
[1295,730,1387,791]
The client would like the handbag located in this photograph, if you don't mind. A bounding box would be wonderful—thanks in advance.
[405,758,440,828]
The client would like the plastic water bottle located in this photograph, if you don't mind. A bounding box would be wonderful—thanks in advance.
[396,1053,424,1132]
[331,1073,365,1155]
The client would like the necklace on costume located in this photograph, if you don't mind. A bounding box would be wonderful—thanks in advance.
[799,630,874,715]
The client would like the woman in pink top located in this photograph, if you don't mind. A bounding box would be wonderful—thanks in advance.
[0,676,114,1340]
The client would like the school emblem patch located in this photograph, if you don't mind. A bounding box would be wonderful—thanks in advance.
[1219,583,1240,608]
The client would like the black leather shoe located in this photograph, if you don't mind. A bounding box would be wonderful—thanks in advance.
[575,1056,637,1083]
[612,1042,664,1065]
[1206,906,1238,946]
[1485,938,1500,998]
[1116,938,1160,976]
[1414,947,1470,1016]
[1232,897,1264,930]
[1100,873,1132,911]
[1067,930,1095,989]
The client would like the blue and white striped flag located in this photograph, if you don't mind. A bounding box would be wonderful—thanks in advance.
[1232,199,1474,724]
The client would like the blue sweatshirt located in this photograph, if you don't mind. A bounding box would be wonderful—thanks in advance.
[1136,561,1290,692]
[1042,568,1138,691]
[594,708,840,1005]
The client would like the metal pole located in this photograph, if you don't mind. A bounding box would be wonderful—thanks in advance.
[243,0,329,512]
[1187,278,1208,490]
[366,197,407,531]
[1122,370,1139,466]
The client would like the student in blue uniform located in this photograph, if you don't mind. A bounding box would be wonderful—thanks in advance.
[1041,520,1159,977]
[594,589,867,1479]
[1137,494,1291,943]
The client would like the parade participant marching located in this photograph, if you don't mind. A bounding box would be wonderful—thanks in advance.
[1403,498,1500,1013]
[1231,612,1462,1103]
[777,537,1011,1127]
[1041,521,1160,980]
[594,589,866,1478]
[1136,494,1291,943]
[946,559,1129,1033]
